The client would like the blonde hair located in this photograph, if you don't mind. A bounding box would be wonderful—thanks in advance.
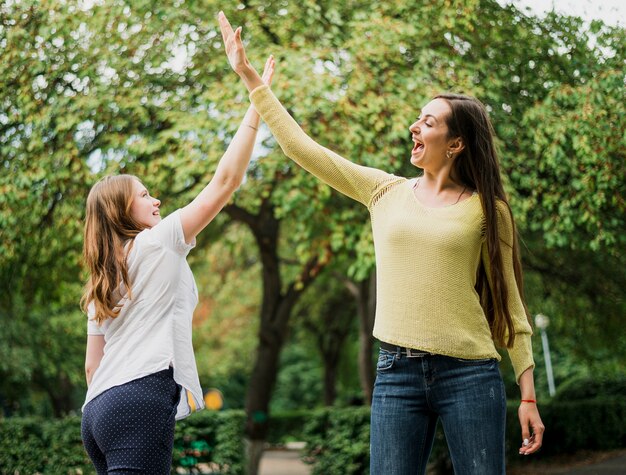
[80,175,146,324]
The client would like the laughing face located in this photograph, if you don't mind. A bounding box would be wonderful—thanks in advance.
[129,179,161,228]
[409,98,455,170]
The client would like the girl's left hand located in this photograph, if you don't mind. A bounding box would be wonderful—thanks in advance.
[261,55,275,87]
[518,402,545,455]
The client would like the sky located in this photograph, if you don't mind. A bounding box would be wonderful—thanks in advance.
[503,0,624,26]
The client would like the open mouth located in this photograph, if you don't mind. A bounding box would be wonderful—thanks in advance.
[412,137,424,154]
[152,211,160,216]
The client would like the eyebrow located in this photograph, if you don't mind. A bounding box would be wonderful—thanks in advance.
[419,113,438,123]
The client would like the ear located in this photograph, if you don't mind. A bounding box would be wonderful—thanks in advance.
[448,137,465,156]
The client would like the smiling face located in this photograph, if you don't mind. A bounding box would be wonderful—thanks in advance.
[129,179,161,229]
[409,98,456,171]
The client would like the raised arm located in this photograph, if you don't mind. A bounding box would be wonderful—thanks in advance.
[217,12,399,207]
[179,54,275,243]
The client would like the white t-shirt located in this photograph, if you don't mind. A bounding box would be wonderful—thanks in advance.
[83,209,204,419]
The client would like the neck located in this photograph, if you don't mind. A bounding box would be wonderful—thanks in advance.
[418,169,464,194]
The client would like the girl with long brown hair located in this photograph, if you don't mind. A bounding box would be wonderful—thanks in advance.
[219,12,544,475]
[79,57,275,474]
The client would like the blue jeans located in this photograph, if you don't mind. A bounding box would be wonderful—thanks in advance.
[370,349,506,475]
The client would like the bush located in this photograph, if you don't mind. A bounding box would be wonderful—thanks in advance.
[2,397,624,474]
[300,397,626,474]
[0,410,246,475]
[534,397,626,454]
[302,407,370,475]
[173,410,246,474]
[552,373,626,401]
[0,416,91,475]
[267,409,311,444]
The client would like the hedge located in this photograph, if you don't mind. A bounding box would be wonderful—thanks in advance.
[302,397,626,474]
[1,397,624,474]
[0,411,246,475]
[0,416,90,474]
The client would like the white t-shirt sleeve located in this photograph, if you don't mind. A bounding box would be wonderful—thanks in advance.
[142,209,195,256]
[86,302,105,336]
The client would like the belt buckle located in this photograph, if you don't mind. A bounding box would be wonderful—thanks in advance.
[405,348,428,358]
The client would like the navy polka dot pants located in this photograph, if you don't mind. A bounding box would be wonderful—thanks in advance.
[81,368,181,474]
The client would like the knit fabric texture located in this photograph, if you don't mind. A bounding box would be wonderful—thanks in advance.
[250,85,534,382]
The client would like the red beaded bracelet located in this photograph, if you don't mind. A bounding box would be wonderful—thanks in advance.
[521,399,537,403]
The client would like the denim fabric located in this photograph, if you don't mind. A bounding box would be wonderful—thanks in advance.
[370,349,506,475]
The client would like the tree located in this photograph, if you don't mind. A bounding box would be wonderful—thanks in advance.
[1,1,100,415]
[295,271,356,406]
[1,4,624,472]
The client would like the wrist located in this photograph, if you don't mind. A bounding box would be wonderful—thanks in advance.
[238,66,263,92]
[237,64,255,82]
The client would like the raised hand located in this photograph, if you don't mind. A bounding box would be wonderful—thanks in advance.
[261,55,276,87]
[217,11,265,92]
[218,11,250,74]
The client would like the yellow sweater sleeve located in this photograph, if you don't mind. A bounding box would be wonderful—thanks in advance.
[250,85,400,207]
[482,201,534,383]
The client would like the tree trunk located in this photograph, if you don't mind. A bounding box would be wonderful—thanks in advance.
[323,355,338,406]
[42,373,75,417]
[245,439,265,475]
[345,271,377,406]
[244,316,287,441]
[226,202,324,475]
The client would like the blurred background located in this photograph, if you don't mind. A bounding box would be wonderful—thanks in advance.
[1,0,624,473]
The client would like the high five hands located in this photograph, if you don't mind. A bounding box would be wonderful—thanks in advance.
[218,11,271,92]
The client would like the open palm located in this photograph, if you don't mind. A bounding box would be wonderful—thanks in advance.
[218,11,274,86]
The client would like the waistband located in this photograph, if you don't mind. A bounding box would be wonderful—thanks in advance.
[379,341,433,358]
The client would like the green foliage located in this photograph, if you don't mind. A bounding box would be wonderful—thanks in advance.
[174,410,247,474]
[0,411,246,475]
[511,69,626,253]
[533,398,626,456]
[0,416,91,474]
[191,224,260,409]
[552,373,626,402]
[271,344,323,412]
[2,398,625,473]
[302,407,370,475]
[298,399,626,474]
[266,409,311,444]
[1,0,624,420]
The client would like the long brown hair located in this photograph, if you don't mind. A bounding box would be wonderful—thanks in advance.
[435,93,532,348]
[80,175,146,324]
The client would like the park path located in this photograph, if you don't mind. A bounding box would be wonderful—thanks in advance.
[259,449,311,475]
[259,449,626,475]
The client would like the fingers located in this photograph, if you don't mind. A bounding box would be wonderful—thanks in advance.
[518,407,533,455]
[518,416,545,455]
[520,433,542,455]
[217,11,234,44]
[261,55,275,85]
[525,421,545,454]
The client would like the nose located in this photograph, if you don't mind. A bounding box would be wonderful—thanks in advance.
[154,198,161,207]
[409,121,420,134]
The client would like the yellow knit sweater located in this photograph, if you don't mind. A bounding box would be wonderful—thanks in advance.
[250,85,534,382]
